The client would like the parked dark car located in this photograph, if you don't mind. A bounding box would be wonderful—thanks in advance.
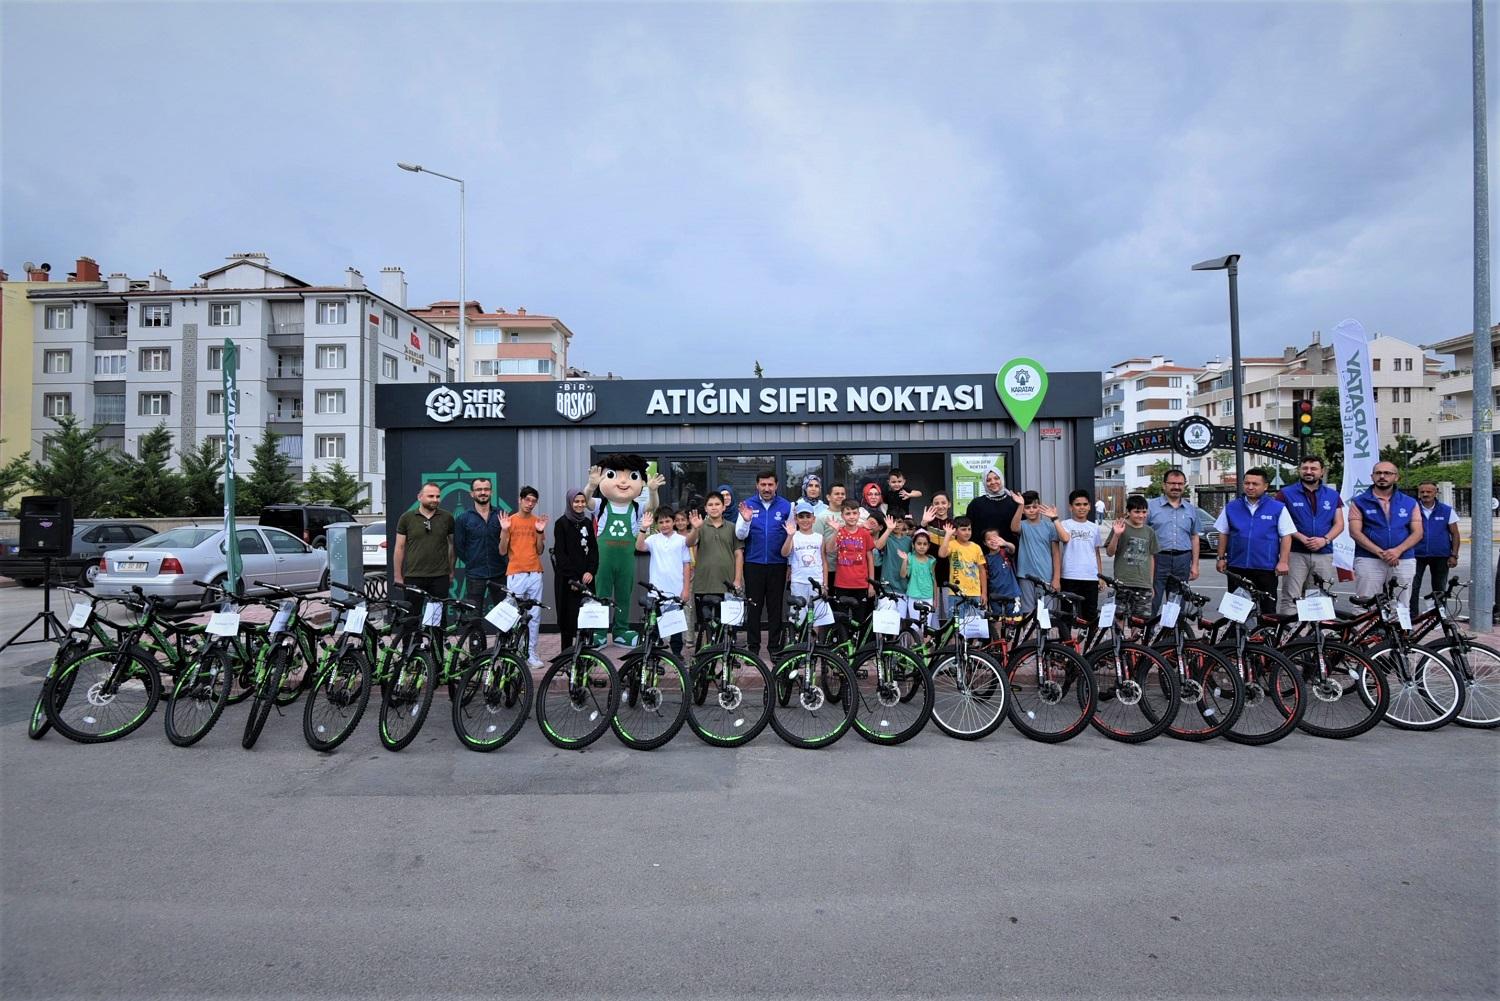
[258,504,355,549]
[1197,507,1221,558]
[0,520,159,587]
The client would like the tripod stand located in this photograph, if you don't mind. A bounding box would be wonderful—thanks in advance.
[0,556,68,653]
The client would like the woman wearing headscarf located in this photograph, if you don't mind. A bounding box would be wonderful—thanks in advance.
[799,474,829,518]
[552,488,599,650]
[964,466,1024,548]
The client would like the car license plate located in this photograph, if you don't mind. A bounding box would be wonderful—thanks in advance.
[363,546,378,554]
[117,562,148,572]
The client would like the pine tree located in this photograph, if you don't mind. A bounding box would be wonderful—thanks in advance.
[179,439,226,516]
[303,460,369,514]
[0,442,29,514]
[117,423,187,516]
[1310,387,1344,483]
[27,416,122,517]
[240,430,300,513]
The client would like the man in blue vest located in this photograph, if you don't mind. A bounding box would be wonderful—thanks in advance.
[735,469,793,654]
[1273,456,1344,614]
[1214,467,1295,614]
[1411,479,1459,619]
[1347,461,1423,600]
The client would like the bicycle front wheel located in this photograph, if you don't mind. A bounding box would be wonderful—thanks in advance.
[929,647,1009,740]
[47,647,161,744]
[1426,639,1500,728]
[537,650,618,750]
[686,649,772,747]
[1286,640,1388,739]
[1087,642,1179,743]
[612,650,688,750]
[1223,645,1304,746]
[379,647,438,751]
[29,639,88,740]
[850,645,932,745]
[1163,640,1242,741]
[165,646,233,747]
[1006,644,1095,743]
[242,646,289,750]
[1367,644,1464,731]
[770,651,857,749]
[304,649,373,752]
[452,651,532,751]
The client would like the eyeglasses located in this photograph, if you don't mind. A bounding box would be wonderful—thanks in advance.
[424,519,432,532]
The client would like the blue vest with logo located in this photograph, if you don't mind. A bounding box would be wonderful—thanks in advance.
[1224,496,1287,571]
[1414,502,1455,558]
[1278,484,1342,554]
[1352,490,1417,561]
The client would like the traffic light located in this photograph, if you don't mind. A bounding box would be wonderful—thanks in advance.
[1296,399,1315,437]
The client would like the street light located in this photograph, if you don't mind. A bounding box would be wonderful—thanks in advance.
[1193,254,1244,491]
[397,161,465,380]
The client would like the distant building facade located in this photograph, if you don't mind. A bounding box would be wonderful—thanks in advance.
[1095,355,1198,493]
[410,300,574,382]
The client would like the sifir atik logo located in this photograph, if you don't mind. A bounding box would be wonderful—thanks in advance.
[425,386,506,423]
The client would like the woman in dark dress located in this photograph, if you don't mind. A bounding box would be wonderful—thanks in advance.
[964,467,1024,548]
[552,488,599,649]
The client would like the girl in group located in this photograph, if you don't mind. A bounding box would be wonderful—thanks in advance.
[922,492,955,619]
[552,488,599,650]
[899,528,938,630]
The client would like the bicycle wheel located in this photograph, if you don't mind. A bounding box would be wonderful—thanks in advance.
[849,645,932,745]
[769,651,857,749]
[1223,645,1304,746]
[1425,639,1500,728]
[29,639,88,740]
[447,623,489,701]
[929,647,1009,740]
[1285,640,1388,739]
[1006,644,1095,743]
[452,651,532,751]
[1365,644,1464,731]
[164,646,233,747]
[242,646,289,750]
[1087,642,1179,743]
[379,646,438,751]
[612,649,688,750]
[685,649,773,747]
[304,649,373,752]
[1162,640,1242,741]
[46,647,161,744]
[537,650,618,749]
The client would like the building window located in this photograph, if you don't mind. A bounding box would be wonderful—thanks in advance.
[94,352,127,376]
[1403,387,1412,403]
[428,372,441,384]
[474,328,499,345]
[427,334,441,357]
[315,344,346,369]
[1372,388,1378,403]
[475,359,499,377]
[95,395,125,423]
[208,302,241,326]
[206,345,222,370]
[314,389,345,415]
[494,358,554,375]
[1372,358,1381,371]
[139,347,171,372]
[382,353,398,379]
[1390,418,1399,434]
[205,436,225,460]
[43,350,72,374]
[382,312,396,338]
[42,393,71,418]
[316,300,346,325]
[1403,418,1412,435]
[315,434,345,459]
[1168,399,1183,410]
[1168,376,1182,388]
[44,305,75,330]
[140,304,172,327]
[206,391,224,416]
[139,392,171,416]
[509,332,521,343]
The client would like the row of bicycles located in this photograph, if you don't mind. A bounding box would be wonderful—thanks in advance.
[23,566,1500,753]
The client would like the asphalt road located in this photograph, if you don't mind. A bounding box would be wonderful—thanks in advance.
[1,582,1497,1001]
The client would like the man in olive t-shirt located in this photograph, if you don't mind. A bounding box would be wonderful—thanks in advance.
[395,481,455,603]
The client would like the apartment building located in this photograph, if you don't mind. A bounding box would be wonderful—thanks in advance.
[1427,325,1500,461]
[28,252,455,514]
[409,300,573,381]
[1095,356,1199,492]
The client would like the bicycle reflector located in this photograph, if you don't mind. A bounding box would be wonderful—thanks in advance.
[1297,399,1315,437]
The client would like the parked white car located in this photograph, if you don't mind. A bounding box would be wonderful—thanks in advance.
[94,523,329,608]
[362,524,388,569]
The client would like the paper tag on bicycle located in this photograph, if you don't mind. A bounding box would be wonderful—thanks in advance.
[577,601,610,630]
[206,611,240,636]
[1219,591,1255,624]
[486,600,520,632]
[421,601,443,627]
[1159,601,1181,629]
[1296,595,1334,622]
[1035,603,1052,630]
[269,601,295,634]
[960,614,990,639]
[1097,603,1116,630]
[67,601,92,628]
[812,599,834,627]
[872,600,901,636]
[720,597,745,627]
[657,607,687,638]
[1395,604,1413,631]
[341,605,367,634]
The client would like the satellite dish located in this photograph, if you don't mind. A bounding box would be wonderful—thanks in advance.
[40,263,51,272]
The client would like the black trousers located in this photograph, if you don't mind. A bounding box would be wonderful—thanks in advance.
[1058,577,1099,641]
[399,575,449,604]
[743,562,788,652]
[1411,557,1451,618]
[1227,566,1278,615]
[465,575,506,632]
[554,572,587,651]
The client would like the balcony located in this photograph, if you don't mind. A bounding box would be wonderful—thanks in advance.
[1094,414,1124,436]
[268,322,304,349]
[1101,386,1124,407]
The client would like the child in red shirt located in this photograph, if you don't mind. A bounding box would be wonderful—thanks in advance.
[827,499,893,620]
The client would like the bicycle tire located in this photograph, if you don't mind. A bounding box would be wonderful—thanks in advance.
[685,649,772,747]
[452,651,532,751]
[1221,645,1304,746]
[45,646,161,744]
[379,646,438,751]
[1087,642,1180,744]
[29,639,88,740]
[612,649,689,750]
[769,651,857,749]
[537,649,618,749]
[1284,640,1388,739]
[1005,644,1095,743]
[242,646,289,750]
[165,646,233,747]
[273,634,313,707]
[447,623,489,702]
[1423,637,1500,728]
[304,649,373,752]
[1161,640,1242,741]
[849,645,932,745]
[1365,643,1464,731]
[929,646,1009,740]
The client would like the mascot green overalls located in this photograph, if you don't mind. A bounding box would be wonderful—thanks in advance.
[587,454,661,647]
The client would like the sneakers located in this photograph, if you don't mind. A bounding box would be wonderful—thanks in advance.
[526,657,545,670]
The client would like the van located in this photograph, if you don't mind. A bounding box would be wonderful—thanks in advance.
[258,504,355,549]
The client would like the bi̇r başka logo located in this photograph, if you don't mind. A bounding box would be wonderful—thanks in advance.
[556,383,596,422]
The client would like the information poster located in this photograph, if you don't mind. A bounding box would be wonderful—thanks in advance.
[951,454,1003,516]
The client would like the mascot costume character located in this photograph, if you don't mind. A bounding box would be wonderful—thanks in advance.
[586,454,662,646]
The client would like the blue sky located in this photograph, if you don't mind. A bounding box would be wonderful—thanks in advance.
[1,1,1489,379]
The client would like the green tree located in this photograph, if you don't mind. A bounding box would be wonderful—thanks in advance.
[0,443,29,514]
[302,460,370,514]
[27,416,122,517]
[1309,387,1344,483]
[239,430,300,513]
[1380,435,1439,469]
[116,423,187,516]
[1143,459,1176,498]
[754,360,765,378]
[179,439,225,517]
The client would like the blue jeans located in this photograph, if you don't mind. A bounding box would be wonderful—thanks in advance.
[1153,550,1194,611]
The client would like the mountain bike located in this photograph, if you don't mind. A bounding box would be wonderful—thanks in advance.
[1142,577,1243,741]
[766,581,858,748]
[536,583,620,750]
[611,581,689,750]
[43,586,169,744]
[1001,580,1096,742]
[1407,578,1500,728]
[300,586,387,752]
[164,580,270,747]
[28,583,135,740]
[450,588,536,751]
[1203,572,1304,745]
[845,578,932,745]
[241,581,335,749]
[1062,576,1180,743]
[685,584,773,747]
[1344,577,1463,731]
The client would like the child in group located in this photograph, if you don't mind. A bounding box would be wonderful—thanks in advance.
[1057,489,1105,641]
[898,528,938,629]
[782,500,830,635]
[1105,494,1159,621]
[673,507,696,642]
[829,499,893,621]
[883,468,924,520]
[635,506,692,654]
[683,494,743,649]
[981,527,1022,641]
[879,516,914,595]
[938,516,987,612]
[1009,490,1061,614]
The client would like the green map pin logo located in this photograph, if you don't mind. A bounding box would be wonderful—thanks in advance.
[996,358,1048,431]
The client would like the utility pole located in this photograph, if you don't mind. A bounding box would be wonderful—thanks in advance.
[1472,0,1494,629]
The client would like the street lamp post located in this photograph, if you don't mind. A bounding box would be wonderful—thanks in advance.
[1193,255,1245,490]
[397,162,465,379]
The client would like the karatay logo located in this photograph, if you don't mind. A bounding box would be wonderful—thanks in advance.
[425,386,507,423]
[1003,364,1041,400]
